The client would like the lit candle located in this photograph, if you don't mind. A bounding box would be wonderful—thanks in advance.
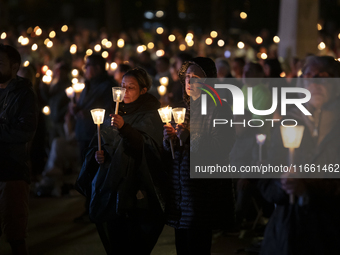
[256,134,266,163]
[158,106,175,158]
[172,107,186,146]
[116,90,121,101]
[280,125,305,204]
[91,109,106,152]
[112,87,126,124]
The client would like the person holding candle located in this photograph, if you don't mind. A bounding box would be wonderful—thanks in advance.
[163,57,236,255]
[259,56,340,255]
[76,67,166,254]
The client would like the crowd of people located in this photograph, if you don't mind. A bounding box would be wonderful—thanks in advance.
[1,22,340,255]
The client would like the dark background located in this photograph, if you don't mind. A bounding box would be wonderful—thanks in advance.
[2,0,336,36]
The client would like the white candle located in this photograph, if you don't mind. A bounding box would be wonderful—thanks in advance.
[116,90,121,101]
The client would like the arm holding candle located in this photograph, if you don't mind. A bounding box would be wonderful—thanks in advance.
[95,150,104,164]
[111,114,152,153]
[163,123,183,152]
[110,114,125,129]
[176,123,189,143]
[163,123,176,140]
[280,173,307,197]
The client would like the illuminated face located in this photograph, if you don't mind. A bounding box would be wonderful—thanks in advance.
[185,64,205,100]
[121,76,146,104]
[303,65,333,109]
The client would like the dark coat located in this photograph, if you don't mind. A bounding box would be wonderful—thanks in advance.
[0,76,38,183]
[76,93,166,223]
[164,96,236,230]
[75,73,116,143]
[259,99,340,255]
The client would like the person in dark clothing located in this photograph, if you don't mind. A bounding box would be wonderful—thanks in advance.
[40,61,72,141]
[215,58,241,105]
[0,44,38,255]
[230,111,271,227]
[174,52,193,72]
[69,54,116,157]
[168,62,186,107]
[70,54,117,222]
[231,57,245,89]
[76,68,165,255]
[163,57,235,255]
[263,58,283,78]
[138,51,157,77]
[259,56,340,255]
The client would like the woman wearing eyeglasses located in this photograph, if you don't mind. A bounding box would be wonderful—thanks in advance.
[76,68,166,255]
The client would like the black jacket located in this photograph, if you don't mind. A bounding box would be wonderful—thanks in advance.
[164,96,236,230]
[76,93,166,223]
[75,73,116,143]
[0,76,38,183]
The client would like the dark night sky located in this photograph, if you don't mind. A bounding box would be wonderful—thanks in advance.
[2,0,340,36]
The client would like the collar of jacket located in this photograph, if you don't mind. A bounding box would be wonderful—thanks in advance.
[119,93,160,116]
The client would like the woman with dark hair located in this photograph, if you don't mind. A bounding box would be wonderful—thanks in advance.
[163,57,235,254]
[76,68,165,255]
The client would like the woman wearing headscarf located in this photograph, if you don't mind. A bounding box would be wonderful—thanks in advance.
[163,57,236,255]
[76,68,165,255]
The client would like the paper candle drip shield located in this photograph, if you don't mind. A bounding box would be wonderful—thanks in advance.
[172,107,186,124]
[91,108,105,153]
[158,106,174,159]
[91,109,105,124]
[280,125,304,149]
[112,87,126,118]
[172,107,186,146]
[280,125,304,205]
[112,87,126,102]
[158,106,172,123]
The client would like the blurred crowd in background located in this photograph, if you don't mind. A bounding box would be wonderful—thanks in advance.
[1,20,339,194]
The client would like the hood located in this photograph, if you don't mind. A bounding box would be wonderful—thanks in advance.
[178,57,217,106]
